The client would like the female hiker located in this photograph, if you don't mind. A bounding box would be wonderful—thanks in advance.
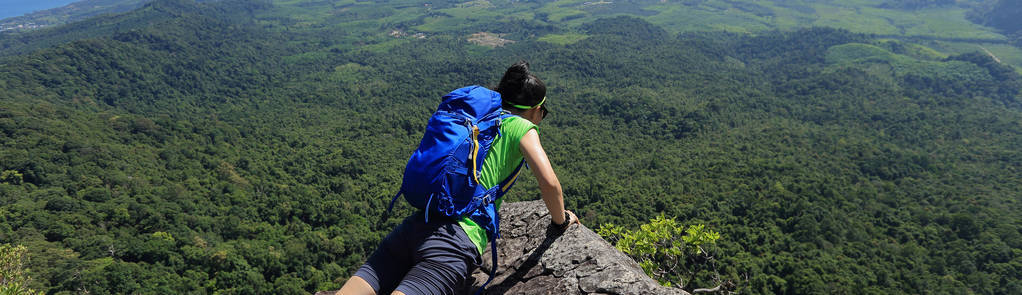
[338,60,578,295]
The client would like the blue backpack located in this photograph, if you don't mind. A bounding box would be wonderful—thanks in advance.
[389,85,525,290]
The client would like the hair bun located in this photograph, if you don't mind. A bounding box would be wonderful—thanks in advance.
[496,60,545,109]
[507,60,530,75]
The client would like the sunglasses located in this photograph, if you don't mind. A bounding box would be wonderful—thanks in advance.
[540,104,549,119]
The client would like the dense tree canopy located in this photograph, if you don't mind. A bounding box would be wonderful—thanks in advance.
[0,0,1021,294]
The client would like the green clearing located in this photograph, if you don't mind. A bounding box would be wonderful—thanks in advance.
[903,42,949,60]
[812,5,900,34]
[544,8,587,23]
[872,39,949,60]
[433,6,501,19]
[645,4,772,33]
[973,43,1022,66]
[331,63,372,84]
[981,44,1022,74]
[537,32,589,45]
[923,40,1022,67]
[886,8,1004,39]
[824,42,996,88]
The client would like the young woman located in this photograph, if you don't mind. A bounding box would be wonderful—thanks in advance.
[339,61,578,295]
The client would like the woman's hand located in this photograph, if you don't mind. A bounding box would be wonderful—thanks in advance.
[554,210,580,229]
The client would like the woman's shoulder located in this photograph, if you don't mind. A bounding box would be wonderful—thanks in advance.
[502,115,537,135]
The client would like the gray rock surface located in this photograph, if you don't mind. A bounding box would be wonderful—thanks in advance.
[317,200,689,295]
[461,200,689,295]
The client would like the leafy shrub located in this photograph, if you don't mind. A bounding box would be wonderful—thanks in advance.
[0,244,43,295]
[598,214,731,291]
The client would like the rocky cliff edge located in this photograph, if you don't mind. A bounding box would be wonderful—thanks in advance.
[318,200,690,295]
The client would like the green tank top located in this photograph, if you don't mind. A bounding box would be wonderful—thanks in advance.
[458,114,537,255]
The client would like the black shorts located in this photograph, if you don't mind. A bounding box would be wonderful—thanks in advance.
[354,212,482,295]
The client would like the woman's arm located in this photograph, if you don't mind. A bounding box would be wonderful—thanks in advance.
[519,129,578,226]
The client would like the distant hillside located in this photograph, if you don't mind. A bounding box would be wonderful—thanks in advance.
[0,0,151,33]
[0,0,265,56]
[5,0,1022,68]
[969,0,1022,37]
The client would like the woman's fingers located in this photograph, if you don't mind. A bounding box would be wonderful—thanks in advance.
[566,210,580,225]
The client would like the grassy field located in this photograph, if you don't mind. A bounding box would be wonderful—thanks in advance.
[937,42,1022,73]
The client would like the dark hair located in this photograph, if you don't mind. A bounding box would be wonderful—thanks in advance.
[496,60,546,109]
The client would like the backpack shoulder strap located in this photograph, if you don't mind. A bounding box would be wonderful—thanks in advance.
[499,160,525,194]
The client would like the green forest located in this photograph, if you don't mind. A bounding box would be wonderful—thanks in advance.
[1,0,1021,294]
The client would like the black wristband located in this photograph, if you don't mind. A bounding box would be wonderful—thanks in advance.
[553,211,570,229]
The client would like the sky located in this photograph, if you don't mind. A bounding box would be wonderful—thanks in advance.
[1,0,79,20]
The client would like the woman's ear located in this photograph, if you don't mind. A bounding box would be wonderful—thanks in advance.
[526,107,543,124]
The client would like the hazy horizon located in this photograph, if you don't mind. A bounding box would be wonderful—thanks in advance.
[1,0,78,20]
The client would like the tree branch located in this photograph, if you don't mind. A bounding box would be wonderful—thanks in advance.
[692,285,722,294]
